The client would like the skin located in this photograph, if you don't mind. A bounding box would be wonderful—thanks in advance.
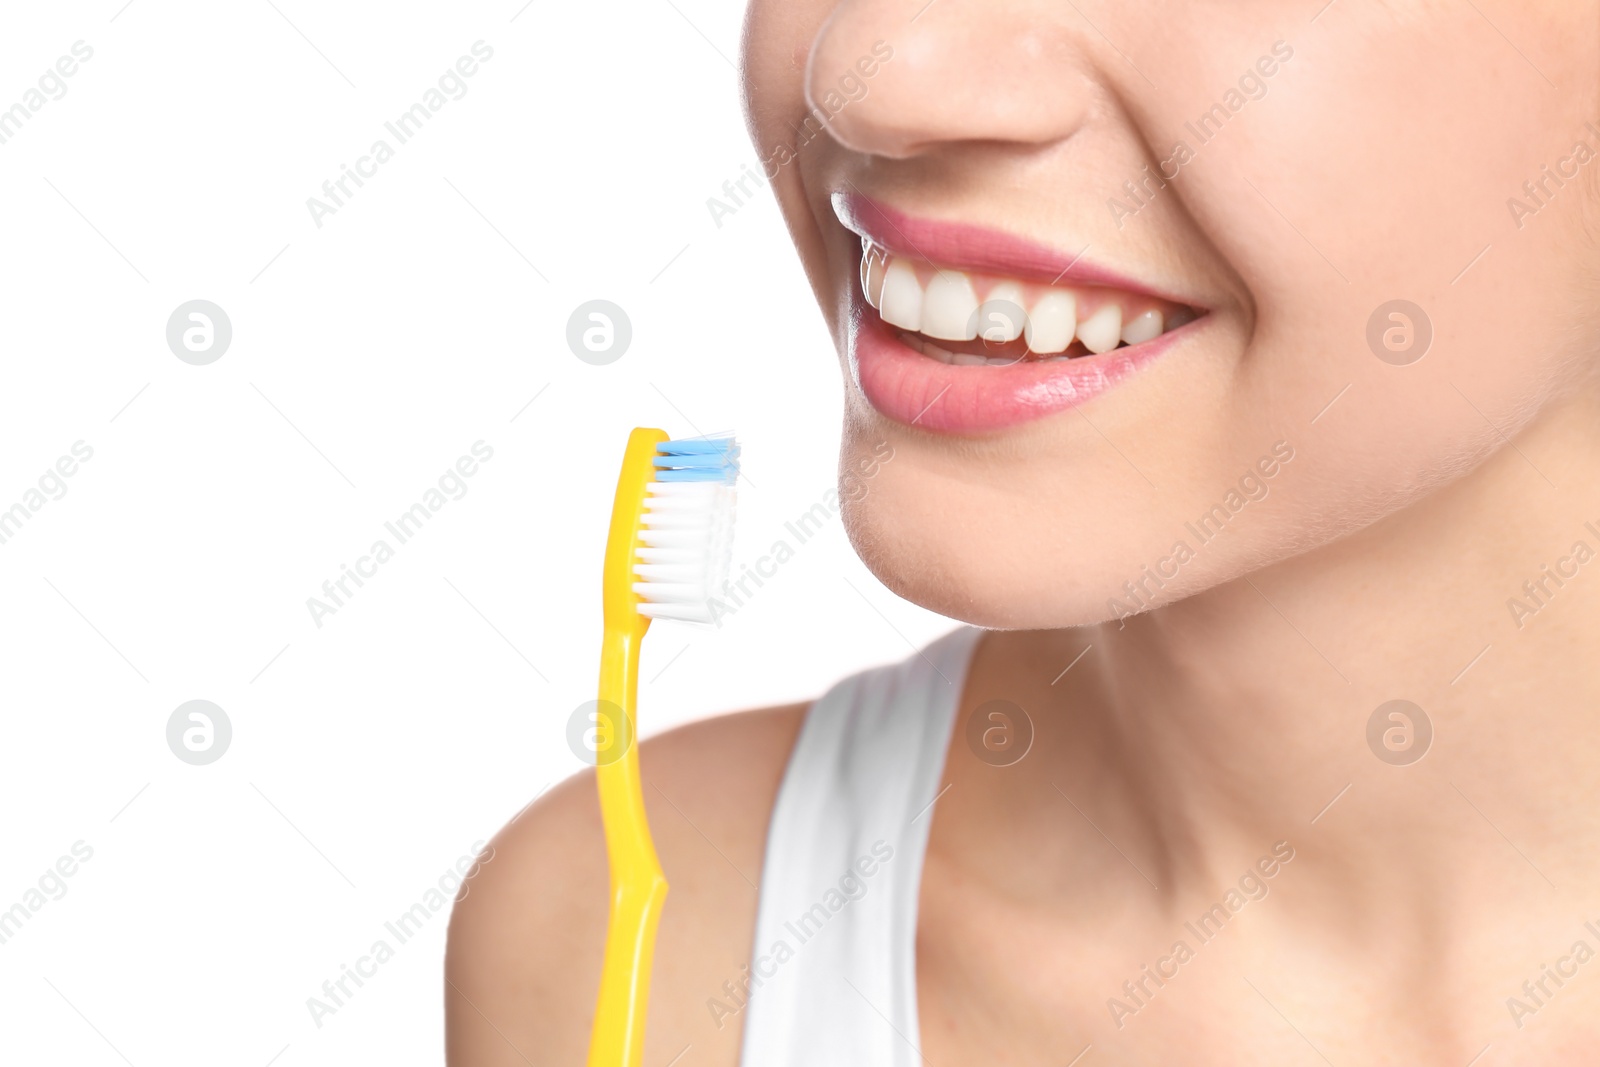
[449,2,1600,1063]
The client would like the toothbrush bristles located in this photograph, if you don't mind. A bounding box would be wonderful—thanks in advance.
[634,435,738,624]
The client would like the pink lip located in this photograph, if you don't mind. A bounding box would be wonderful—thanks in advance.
[832,191,1187,299]
[834,193,1203,434]
[850,307,1193,435]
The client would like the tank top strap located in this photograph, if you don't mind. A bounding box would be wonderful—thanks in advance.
[735,626,983,1066]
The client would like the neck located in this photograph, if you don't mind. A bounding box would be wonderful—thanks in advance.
[964,394,1600,926]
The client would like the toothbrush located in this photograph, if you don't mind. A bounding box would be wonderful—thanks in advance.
[587,427,738,1067]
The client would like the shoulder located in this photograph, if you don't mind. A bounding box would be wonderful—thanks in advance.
[445,702,809,1067]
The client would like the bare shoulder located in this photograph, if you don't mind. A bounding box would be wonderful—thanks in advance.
[445,702,809,1067]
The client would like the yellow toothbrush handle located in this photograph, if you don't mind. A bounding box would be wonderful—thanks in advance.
[588,625,668,1067]
[588,428,670,1067]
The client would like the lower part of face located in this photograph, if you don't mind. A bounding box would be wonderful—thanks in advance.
[744,0,1600,628]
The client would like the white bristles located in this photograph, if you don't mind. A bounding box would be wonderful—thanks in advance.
[634,481,736,625]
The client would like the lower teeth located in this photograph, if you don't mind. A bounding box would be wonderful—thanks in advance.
[909,334,1085,365]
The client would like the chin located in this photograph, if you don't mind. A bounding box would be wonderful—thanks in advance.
[838,476,1143,631]
[835,429,1331,632]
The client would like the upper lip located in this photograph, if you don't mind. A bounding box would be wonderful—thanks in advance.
[831,190,1201,308]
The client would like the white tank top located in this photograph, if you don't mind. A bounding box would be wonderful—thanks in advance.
[737,626,983,1065]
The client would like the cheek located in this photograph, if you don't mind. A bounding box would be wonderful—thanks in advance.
[1182,10,1600,486]
[740,0,831,138]
[1246,166,1596,543]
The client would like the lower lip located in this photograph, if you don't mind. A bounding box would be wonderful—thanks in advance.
[849,300,1191,434]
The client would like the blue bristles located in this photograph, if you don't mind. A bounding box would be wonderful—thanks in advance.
[652,436,739,483]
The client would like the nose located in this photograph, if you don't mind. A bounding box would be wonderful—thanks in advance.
[804,1,1094,159]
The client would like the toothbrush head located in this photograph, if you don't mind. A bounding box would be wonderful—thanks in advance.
[636,436,739,624]
[603,429,739,630]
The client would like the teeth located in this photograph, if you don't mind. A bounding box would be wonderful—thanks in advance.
[879,258,924,331]
[861,243,887,308]
[860,241,1196,362]
[921,271,980,341]
[1076,304,1122,354]
[1121,309,1163,346]
[976,281,1027,344]
[1024,290,1077,355]
[917,336,1025,368]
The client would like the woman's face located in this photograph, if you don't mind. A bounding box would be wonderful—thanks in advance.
[741,0,1600,629]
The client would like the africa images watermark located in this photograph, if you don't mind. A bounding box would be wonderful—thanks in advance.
[1106,840,1296,1029]
[305,41,495,229]
[1504,518,1600,630]
[306,840,494,1028]
[0,840,95,948]
[706,40,895,230]
[704,839,895,1030]
[707,440,894,626]
[305,441,494,628]
[1506,120,1600,231]
[1107,40,1295,231]
[1504,917,1600,1030]
[0,441,95,548]
[1106,440,1296,625]
[0,40,95,148]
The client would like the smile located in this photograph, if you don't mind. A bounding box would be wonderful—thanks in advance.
[834,193,1207,434]
[861,240,1198,363]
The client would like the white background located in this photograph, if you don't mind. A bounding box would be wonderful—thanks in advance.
[0,2,954,1063]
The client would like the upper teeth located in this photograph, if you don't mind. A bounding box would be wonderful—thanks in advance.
[859,240,1188,357]
[1025,289,1077,354]
[979,281,1027,343]
[921,270,979,341]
